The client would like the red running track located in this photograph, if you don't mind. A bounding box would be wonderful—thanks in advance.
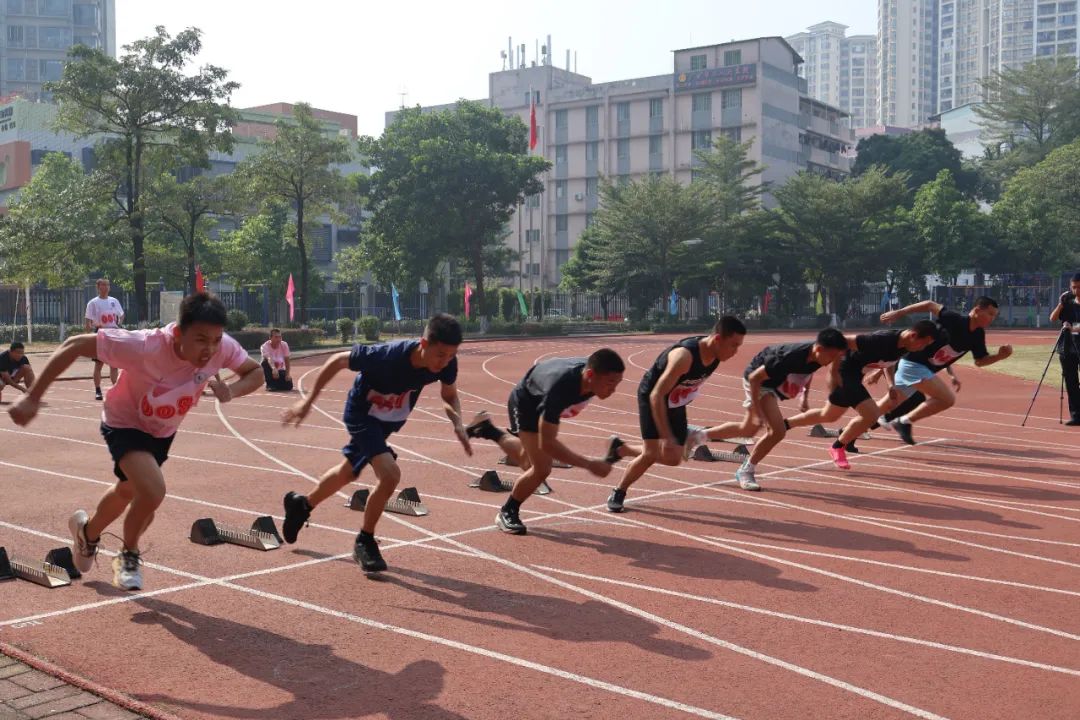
[1,332,1078,720]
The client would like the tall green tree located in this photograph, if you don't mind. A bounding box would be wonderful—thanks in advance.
[774,168,912,314]
[993,139,1080,274]
[147,171,238,293]
[976,57,1080,150]
[216,202,301,296]
[239,103,351,322]
[0,153,123,287]
[911,169,992,285]
[852,128,974,195]
[358,101,549,316]
[587,175,719,318]
[48,26,239,321]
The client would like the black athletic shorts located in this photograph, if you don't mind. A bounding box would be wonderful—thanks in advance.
[507,388,540,434]
[100,423,175,481]
[827,371,872,408]
[342,422,397,476]
[637,391,689,445]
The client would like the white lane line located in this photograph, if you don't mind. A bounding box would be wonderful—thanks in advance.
[533,566,1080,677]
[0,520,736,720]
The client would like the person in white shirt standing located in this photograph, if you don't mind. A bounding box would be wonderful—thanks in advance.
[84,278,125,400]
[259,328,293,391]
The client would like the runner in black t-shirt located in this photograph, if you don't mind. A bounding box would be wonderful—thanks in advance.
[877,296,1012,444]
[0,342,34,402]
[784,323,938,468]
[465,348,626,535]
[1050,272,1080,426]
[604,316,747,512]
[699,328,848,491]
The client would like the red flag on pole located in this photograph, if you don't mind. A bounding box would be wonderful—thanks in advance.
[529,91,538,151]
[195,265,205,293]
[285,274,295,321]
[763,288,772,315]
[464,282,473,319]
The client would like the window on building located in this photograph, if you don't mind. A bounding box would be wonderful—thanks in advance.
[586,177,598,196]
[723,49,742,66]
[1038,2,1056,14]
[73,3,98,27]
[555,145,567,165]
[6,58,25,80]
[555,180,566,199]
[691,92,711,112]
[617,138,630,158]
[616,175,630,186]
[721,88,742,109]
[5,0,27,13]
[586,105,599,129]
[616,102,630,121]
[556,214,568,232]
[6,25,23,46]
[555,109,567,129]
[555,249,570,267]
[74,34,99,48]
[649,98,663,118]
[526,229,540,244]
[39,0,69,16]
[649,135,662,155]
[691,130,712,150]
[690,54,707,70]
[585,141,599,161]
[722,127,742,143]
[39,59,63,81]
[39,26,71,49]
[526,193,540,208]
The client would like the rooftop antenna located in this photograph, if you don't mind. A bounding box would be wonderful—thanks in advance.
[566,49,570,71]
[398,90,407,109]
[500,49,508,71]
[508,37,513,70]
[546,34,552,66]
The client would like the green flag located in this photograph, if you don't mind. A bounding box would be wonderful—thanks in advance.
[516,289,529,317]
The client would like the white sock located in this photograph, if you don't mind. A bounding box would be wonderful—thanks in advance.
[877,415,890,426]
[897,415,911,425]
[742,461,756,471]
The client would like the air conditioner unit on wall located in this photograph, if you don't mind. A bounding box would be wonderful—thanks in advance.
[574,193,584,201]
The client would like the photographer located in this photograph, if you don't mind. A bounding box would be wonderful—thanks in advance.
[1050,272,1080,426]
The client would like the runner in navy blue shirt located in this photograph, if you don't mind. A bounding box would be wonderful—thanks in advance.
[280,314,471,573]
[465,348,626,535]
[783,323,937,468]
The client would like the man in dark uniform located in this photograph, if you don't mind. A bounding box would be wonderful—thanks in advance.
[1050,272,1080,426]
[605,316,747,512]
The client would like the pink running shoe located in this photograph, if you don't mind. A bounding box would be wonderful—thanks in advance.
[828,446,851,470]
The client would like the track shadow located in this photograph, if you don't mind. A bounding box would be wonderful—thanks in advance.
[774,488,1040,530]
[930,443,1070,461]
[844,468,1080,503]
[630,505,969,561]
[528,529,817,591]
[124,596,468,720]
[387,568,713,660]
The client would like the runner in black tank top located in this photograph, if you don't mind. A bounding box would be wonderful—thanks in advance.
[606,316,747,513]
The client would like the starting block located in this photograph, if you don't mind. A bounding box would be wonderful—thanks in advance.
[722,437,756,446]
[808,424,872,440]
[498,455,570,469]
[692,444,749,463]
[0,546,72,588]
[471,470,551,495]
[190,516,282,551]
[347,487,429,516]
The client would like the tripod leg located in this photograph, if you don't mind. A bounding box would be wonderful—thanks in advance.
[1021,329,1065,427]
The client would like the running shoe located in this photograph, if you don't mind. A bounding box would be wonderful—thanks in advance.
[735,462,761,491]
[828,446,851,470]
[111,549,142,591]
[606,488,627,513]
[353,534,387,573]
[496,507,527,535]
[282,491,312,544]
[67,509,98,574]
[604,436,625,464]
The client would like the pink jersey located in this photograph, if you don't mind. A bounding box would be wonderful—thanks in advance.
[259,339,290,370]
[96,323,248,438]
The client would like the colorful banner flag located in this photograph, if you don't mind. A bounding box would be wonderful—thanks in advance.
[391,283,402,321]
[762,288,772,315]
[880,289,891,311]
[815,289,824,315]
[285,273,295,322]
[464,282,473,319]
[669,288,678,317]
[516,289,529,317]
[195,265,205,293]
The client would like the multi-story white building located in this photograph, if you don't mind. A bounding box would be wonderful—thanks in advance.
[787,23,878,128]
[1,0,115,100]
[878,0,939,127]
[391,37,854,289]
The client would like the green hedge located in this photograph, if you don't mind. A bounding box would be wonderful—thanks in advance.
[228,327,325,351]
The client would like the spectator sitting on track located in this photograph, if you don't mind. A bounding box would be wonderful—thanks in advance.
[260,329,293,391]
[0,342,34,401]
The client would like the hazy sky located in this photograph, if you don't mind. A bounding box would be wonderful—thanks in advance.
[115,0,876,137]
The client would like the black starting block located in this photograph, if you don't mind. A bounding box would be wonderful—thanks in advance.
[347,487,429,516]
[498,455,570,469]
[190,516,282,551]
[470,470,551,495]
[0,546,72,588]
[692,444,750,463]
[808,424,871,440]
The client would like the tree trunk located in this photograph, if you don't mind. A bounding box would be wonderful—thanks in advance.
[296,199,308,324]
[131,138,146,324]
[187,217,197,296]
[600,294,609,321]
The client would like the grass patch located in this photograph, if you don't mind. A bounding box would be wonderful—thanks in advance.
[957,343,1068,384]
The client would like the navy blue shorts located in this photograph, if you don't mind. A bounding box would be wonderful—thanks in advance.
[342,422,397,476]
